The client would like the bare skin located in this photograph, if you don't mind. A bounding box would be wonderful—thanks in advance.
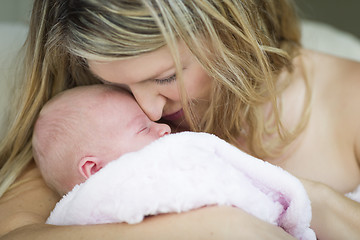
[275,50,360,239]
[275,50,360,193]
[1,49,359,239]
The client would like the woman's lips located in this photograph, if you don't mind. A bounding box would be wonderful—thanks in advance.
[162,109,184,121]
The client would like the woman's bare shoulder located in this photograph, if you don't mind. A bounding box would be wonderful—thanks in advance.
[310,50,360,164]
[341,60,360,164]
[0,162,60,237]
[326,55,360,159]
[304,50,359,120]
[280,50,360,191]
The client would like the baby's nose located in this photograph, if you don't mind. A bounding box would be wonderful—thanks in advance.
[158,123,171,137]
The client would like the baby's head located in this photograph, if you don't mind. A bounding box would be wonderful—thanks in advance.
[32,85,170,195]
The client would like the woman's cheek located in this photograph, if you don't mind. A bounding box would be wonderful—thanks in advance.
[185,68,212,100]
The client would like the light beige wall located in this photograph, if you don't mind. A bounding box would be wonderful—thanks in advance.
[0,0,33,24]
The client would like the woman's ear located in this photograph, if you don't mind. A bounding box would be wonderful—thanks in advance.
[78,156,103,179]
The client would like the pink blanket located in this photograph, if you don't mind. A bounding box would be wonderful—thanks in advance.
[47,132,316,240]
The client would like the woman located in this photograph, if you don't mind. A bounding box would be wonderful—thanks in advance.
[0,0,359,239]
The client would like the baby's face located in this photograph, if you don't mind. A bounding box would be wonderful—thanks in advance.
[88,91,171,161]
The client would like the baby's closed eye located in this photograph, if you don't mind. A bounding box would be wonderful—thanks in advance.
[137,126,149,134]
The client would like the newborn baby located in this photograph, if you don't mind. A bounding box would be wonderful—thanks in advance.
[33,84,170,195]
[32,85,315,240]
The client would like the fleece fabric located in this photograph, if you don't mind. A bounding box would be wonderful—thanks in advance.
[47,132,316,240]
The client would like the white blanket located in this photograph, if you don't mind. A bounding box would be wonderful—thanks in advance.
[47,132,316,240]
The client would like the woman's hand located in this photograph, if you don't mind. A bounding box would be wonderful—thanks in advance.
[300,178,360,240]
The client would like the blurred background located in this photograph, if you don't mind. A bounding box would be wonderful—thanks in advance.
[295,0,360,38]
[0,0,359,38]
[0,1,32,24]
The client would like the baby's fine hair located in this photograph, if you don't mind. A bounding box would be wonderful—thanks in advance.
[32,85,127,195]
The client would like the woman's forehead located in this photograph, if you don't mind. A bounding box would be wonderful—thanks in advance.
[87,41,189,84]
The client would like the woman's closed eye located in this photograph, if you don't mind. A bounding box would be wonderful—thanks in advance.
[154,74,176,85]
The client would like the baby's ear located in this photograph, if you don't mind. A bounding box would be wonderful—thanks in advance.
[78,156,103,179]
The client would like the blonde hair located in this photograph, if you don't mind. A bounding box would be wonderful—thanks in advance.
[0,0,308,197]
[0,0,100,196]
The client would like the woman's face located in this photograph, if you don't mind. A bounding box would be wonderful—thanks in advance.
[88,41,212,130]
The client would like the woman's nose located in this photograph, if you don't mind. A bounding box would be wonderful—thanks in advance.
[130,84,165,121]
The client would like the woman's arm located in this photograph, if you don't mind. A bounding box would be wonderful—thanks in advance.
[0,165,294,240]
[301,179,360,240]
[1,207,295,240]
